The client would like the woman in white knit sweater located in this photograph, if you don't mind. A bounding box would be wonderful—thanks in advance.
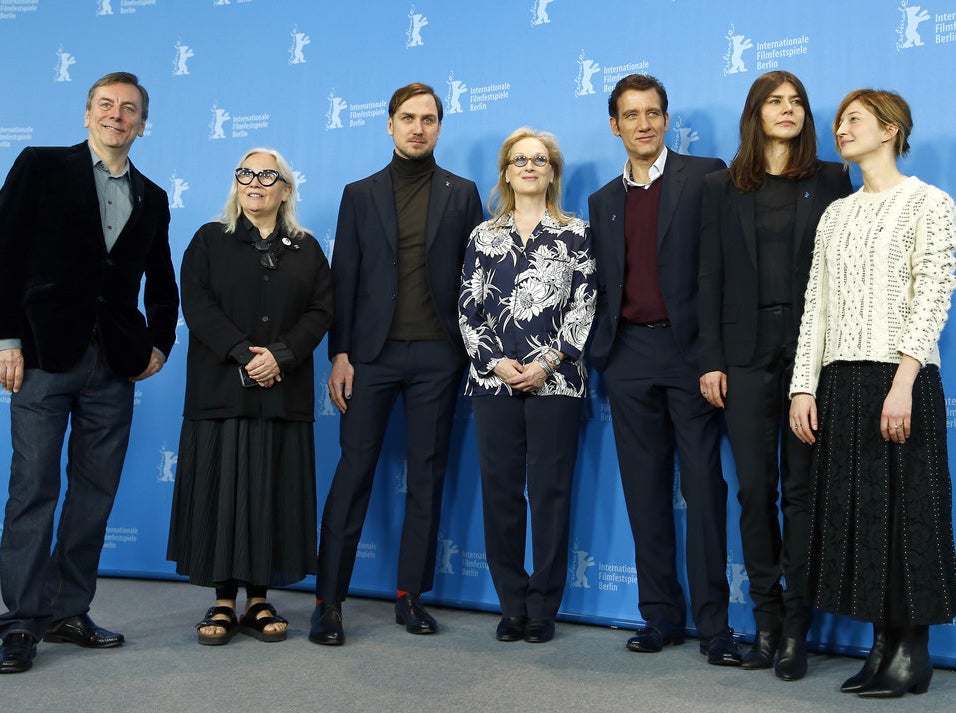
[789,89,956,699]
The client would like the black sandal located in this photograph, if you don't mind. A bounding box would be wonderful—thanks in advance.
[196,605,239,646]
[239,602,288,642]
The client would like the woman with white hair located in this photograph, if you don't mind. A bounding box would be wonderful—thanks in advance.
[168,148,332,645]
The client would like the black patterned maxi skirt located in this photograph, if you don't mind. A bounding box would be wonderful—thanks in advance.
[167,418,318,588]
[807,361,956,625]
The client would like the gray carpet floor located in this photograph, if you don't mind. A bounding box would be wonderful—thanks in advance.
[3,577,955,712]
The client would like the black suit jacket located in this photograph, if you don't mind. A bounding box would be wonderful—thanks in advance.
[0,142,179,377]
[697,162,852,374]
[328,161,483,363]
[588,151,726,372]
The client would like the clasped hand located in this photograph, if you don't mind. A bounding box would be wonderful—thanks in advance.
[493,358,547,393]
[245,346,280,388]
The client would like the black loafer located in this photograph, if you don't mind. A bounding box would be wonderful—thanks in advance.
[626,624,684,653]
[0,633,37,674]
[43,614,124,648]
[774,637,808,681]
[496,616,527,642]
[699,630,742,666]
[395,594,437,634]
[525,618,555,643]
[742,629,780,669]
[309,601,345,646]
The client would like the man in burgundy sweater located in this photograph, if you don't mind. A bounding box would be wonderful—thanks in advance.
[588,74,739,666]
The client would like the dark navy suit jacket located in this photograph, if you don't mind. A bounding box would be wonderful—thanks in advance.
[328,161,483,363]
[587,151,726,372]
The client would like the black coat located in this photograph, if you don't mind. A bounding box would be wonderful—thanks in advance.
[180,221,333,421]
[697,162,852,373]
[0,142,179,375]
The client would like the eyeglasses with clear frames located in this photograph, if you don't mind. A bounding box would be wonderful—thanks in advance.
[509,155,549,168]
[235,167,287,187]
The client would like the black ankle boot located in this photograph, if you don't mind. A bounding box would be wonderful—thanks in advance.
[841,625,887,693]
[857,625,932,698]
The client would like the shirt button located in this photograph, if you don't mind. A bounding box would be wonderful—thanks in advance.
[261,315,269,322]
[263,275,270,281]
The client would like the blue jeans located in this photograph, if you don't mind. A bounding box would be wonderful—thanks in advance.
[0,342,133,639]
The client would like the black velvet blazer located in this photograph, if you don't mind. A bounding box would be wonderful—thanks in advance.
[0,142,179,376]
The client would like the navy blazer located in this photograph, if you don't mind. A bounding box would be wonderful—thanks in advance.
[587,151,726,372]
[697,162,852,374]
[328,161,483,363]
[0,142,179,376]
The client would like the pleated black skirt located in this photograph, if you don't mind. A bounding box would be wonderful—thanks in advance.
[167,418,317,588]
[807,361,956,625]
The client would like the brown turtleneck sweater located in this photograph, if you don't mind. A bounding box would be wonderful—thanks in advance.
[387,151,446,341]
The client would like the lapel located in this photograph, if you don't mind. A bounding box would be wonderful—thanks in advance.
[734,187,758,269]
[792,171,821,260]
[67,143,107,255]
[369,166,399,254]
[112,160,146,252]
[604,183,627,313]
[656,152,685,249]
[425,167,453,250]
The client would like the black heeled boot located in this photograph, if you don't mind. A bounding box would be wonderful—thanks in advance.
[841,625,887,693]
[857,625,932,698]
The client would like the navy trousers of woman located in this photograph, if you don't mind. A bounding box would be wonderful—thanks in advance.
[471,394,582,620]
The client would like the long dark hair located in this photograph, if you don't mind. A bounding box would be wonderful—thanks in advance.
[728,71,821,192]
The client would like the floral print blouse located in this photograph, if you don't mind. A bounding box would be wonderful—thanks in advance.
[458,211,597,397]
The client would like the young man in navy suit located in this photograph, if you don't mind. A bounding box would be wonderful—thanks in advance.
[588,74,739,666]
[0,72,179,673]
[310,83,482,645]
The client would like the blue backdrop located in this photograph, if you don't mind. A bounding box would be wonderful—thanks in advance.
[2,0,956,664]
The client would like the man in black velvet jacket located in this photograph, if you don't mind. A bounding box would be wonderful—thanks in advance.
[309,82,482,646]
[0,72,179,674]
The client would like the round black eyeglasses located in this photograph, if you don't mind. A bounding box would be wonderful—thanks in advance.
[235,167,286,187]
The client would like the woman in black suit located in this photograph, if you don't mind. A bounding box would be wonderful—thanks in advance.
[168,148,332,645]
[698,71,851,679]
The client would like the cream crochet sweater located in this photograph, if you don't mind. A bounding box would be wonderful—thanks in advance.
[790,176,956,396]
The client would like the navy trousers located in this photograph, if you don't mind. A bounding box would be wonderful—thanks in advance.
[316,339,464,601]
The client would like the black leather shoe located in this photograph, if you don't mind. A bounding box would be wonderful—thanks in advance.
[775,636,808,680]
[742,629,780,669]
[496,616,527,642]
[699,630,742,666]
[395,594,437,634]
[842,625,887,693]
[857,626,932,698]
[309,601,344,646]
[0,633,37,674]
[626,624,684,653]
[43,614,124,648]
[525,618,555,644]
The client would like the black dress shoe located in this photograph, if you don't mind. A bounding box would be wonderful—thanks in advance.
[43,614,124,648]
[525,618,555,644]
[742,629,780,670]
[1,633,37,674]
[626,624,684,653]
[699,630,742,666]
[496,616,527,642]
[842,625,887,693]
[395,594,437,634]
[774,636,808,681]
[309,601,344,646]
